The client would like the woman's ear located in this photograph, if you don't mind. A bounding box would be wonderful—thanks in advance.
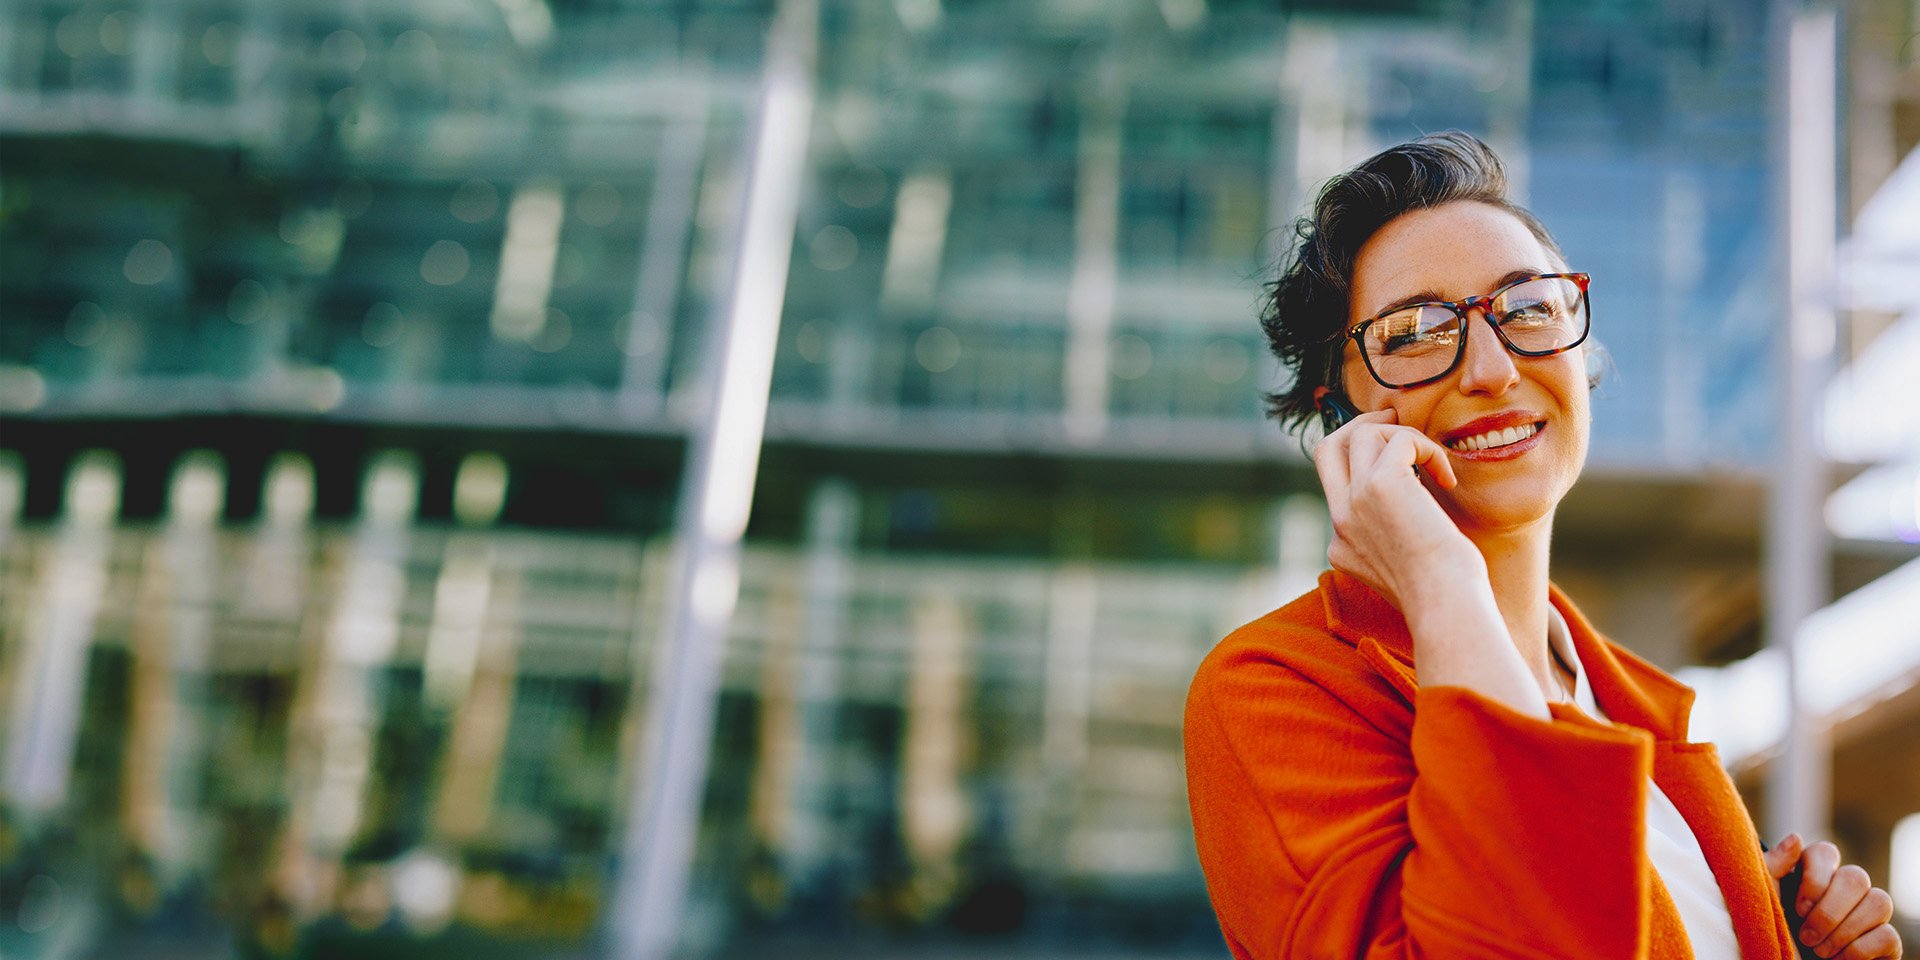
[1582,338,1611,391]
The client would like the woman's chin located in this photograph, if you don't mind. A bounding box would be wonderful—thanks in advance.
[1436,486,1558,534]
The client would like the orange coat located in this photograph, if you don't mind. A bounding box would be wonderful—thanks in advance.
[1184,569,1801,959]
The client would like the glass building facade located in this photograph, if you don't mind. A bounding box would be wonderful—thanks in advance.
[2,0,1783,462]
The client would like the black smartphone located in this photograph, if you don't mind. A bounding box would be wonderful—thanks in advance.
[1315,389,1362,429]
[1761,837,1821,960]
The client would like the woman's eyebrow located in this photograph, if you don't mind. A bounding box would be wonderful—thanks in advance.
[1367,268,1547,318]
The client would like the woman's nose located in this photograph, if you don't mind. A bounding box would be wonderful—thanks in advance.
[1457,310,1521,395]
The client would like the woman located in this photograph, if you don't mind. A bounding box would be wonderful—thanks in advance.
[1183,133,1902,960]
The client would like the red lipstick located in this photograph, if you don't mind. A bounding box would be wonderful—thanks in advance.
[1441,410,1546,446]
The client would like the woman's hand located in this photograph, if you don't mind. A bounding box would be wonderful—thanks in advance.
[1766,834,1903,959]
[1315,408,1551,718]
[1312,408,1472,611]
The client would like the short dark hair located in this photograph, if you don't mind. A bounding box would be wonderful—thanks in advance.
[1259,131,1574,439]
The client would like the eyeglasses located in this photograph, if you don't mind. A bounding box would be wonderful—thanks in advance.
[1344,272,1592,389]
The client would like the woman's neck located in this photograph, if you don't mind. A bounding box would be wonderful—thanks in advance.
[1464,516,1561,699]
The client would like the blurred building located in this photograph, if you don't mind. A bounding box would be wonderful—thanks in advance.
[0,0,1915,957]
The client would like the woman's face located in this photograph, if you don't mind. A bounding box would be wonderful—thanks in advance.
[1340,200,1590,534]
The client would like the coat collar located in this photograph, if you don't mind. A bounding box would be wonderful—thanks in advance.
[1318,568,1697,742]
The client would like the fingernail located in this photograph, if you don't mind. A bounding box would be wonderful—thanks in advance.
[1797,898,1812,916]
[1782,833,1801,848]
[1801,927,1819,945]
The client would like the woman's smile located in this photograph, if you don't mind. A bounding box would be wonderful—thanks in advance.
[1440,409,1547,452]
[1445,420,1547,461]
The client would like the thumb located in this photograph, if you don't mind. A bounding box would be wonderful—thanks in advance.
[1764,833,1803,880]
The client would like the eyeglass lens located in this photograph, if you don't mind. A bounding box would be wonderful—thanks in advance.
[1360,276,1587,387]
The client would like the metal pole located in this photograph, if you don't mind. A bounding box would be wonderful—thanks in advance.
[609,1,817,955]
[3,451,119,814]
[783,478,856,891]
[1766,1,1837,847]
[1061,50,1123,445]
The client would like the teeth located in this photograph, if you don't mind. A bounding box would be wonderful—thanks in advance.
[1448,422,1539,451]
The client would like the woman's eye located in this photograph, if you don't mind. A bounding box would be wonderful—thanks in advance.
[1373,319,1414,349]
[1501,302,1557,325]
[1378,322,1450,354]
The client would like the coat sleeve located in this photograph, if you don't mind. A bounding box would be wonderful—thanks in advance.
[1184,638,1657,960]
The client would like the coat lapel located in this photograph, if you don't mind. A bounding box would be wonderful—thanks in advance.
[1649,743,1798,960]
[1553,586,1797,959]
[1323,570,1798,959]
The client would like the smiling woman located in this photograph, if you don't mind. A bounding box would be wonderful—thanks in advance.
[1182,133,1904,960]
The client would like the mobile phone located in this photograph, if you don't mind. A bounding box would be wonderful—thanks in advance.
[1763,839,1821,960]
[1313,388,1362,429]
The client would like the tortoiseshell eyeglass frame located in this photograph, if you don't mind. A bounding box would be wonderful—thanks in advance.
[1340,271,1592,390]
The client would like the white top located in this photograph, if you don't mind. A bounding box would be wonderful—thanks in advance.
[1546,606,1742,960]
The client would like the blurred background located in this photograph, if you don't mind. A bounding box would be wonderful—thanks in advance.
[0,0,1916,957]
